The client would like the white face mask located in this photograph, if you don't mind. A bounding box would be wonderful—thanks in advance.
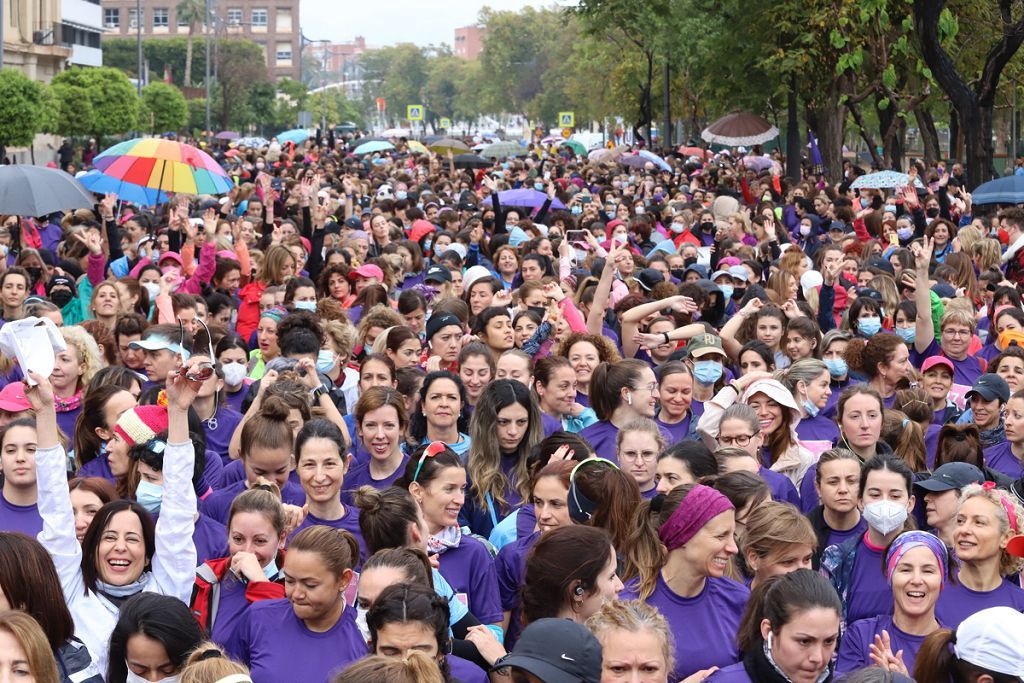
[862,499,908,536]
[125,667,179,683]
[221,362,247,388]
[355,605,370,642]
[142,281,161,300]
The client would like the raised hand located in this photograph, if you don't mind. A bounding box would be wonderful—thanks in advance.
[100,192,118,219]
[165,360,204,410]
[72,230,103,255]
[203,208,218,236]
[23,371,55,411]
[868,631,908,676]
[739,297,764,318]
[670,295,699,315]
[543,281,566,302]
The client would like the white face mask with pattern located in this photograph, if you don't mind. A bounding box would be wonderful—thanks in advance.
[125,667,180,683]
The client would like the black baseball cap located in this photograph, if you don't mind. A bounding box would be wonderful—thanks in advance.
[634,268,665,292]
[493,618,602,683]
[343,216,363,230]
[914,462,985,492]
[966,373,1011,404]
[424,265,452,285]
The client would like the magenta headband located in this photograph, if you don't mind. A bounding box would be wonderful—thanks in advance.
[658,484,734,551]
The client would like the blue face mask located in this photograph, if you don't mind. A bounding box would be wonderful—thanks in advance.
[719,284,734,301]
[396,190,408,200]
[135,481,164,515]
[858,316,882,337]
[824,357,848,378]
[895,326,916,344]
[424,239,433,252]
[802,400,820,418]
[316,349,336,374]
[693,360,723,385]
[671,222,685,233]
[571,205,582,215]
[534,182,544,191]
[262,559,279,580]
[294,300,316,312]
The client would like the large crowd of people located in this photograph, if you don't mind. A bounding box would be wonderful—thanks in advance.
[2,130,1024,683]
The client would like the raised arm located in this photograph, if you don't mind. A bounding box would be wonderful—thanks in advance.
[152,364,199,603]
[24,372,85,600]
[913,236,936,354]
[586,241,622,336]
[621,295,697,360]
[719,298,764,361]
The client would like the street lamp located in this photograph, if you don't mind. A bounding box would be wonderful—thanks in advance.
[204,0,212,145]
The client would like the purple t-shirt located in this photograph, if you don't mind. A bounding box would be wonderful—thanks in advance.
[209,573,264,648]
[437,535,503,625]
[495,530,539,649]
[0,491,41,537]
[449,655,488,683]
[224,385,250,415]
[202,406,244,468]
[76,452,115,483]
[575,390,590,408]
[824,517,868,550]
[198,449,224,496]
[55,406,81,443]
[799,465,821,513]
[201,479,306,524]
[290,510,366,568]
[623,574,749,681]
[193,513,228,565]
[925,424,942,469]
[230,598,367,683]
[516,504,537,540]
[936,579,1024,629]
[836,614,932,676]
[219,459,302,489]
[540,412,562,437]
[342,455,409,504]
[579,421,620,462]
[796,414,840,458]
[846,539,893,625]
[984,441,1022,479]
[656,413,692,442]
[707,662,753,682]
[760,467,800,507]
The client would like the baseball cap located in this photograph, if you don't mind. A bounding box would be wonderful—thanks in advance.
[932,283,956,299]
[683,264,708,280]
[343,216,363,230]
[951,606,1024,676]
[921,356,954,375]
[493,618,602,683]
[710,270,732,282]
[914,462,985,493]
[727,265,749,282]
[685,333,725,359]
[0,383,31,413]
[828,220,848,233]
[966,373,1010,404]
[128,333,189,359]
[463,265,493,291]
[634,268,665,292]
[348,264,384,281]
[867,256,895,276]
[424,265,452,284]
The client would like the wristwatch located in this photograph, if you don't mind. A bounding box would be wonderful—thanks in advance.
[309,385,326,401]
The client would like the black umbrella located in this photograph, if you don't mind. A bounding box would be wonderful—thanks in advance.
[452,154,494,170]
[0,166,96,216]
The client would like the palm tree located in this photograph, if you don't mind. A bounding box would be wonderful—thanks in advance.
[176,0,206,87]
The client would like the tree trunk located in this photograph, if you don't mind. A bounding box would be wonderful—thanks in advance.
[877,99,906,170]
[848,101,884,168]
[786,74,801,182]
[810,82,845,181]
[948,103,960,163]
[914,104,941,166]
[184,26,194,88]
[662,58,671,152]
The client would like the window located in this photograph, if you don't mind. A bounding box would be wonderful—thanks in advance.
[153,8,169,27]
[251,8,267,27]
[275,8,291,32]
[226,8,242,25]
[103,7,119,28]
[128,8,139,28]
[275,42,292,63]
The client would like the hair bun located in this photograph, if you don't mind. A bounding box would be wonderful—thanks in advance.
[259,395,292,421]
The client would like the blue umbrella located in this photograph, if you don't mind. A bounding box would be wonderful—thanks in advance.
[971,175,1024,205]
[638,150,671,172]
[237,136,269,148]
[277,128,311,145]
[484,189,567,210]
[850,171,926,190]
[353,140,395,155]
[79,170,169,206]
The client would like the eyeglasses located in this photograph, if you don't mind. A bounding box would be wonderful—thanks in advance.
[178,316,215,383]
[719,433,755,447]
[619,450,658,462]
[412,441,447,483]
[942,328,972,338]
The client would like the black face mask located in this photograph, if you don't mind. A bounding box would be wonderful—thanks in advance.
[670,268,686,281]
[483,218,494,230]
[926,207,939,219]
[700,221,715,232]
[26,267,42,282]
[50,288,72,308]
[732,287,746,300]
[527,306,546,317]
[684,257,698,268]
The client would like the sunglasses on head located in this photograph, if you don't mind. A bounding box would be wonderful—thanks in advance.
[412,441,447,483]
[178,316,216,383]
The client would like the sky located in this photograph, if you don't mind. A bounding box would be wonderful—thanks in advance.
[300,0,570,48]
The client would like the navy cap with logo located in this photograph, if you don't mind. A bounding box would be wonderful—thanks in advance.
[966,373,1011,404]
[492,618,602,683]
[424,265,452,284]
[634,268,665,292]
[914,462,985,493]
[343,216,363,230]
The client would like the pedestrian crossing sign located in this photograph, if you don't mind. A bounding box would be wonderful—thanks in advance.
[408,105,424,121]
[559,112,575,127]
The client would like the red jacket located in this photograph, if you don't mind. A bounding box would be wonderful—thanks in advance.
[235,280,267,342]
[190,556,284,632]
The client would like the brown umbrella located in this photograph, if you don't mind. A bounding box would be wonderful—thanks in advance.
[701,113,779,146]
[428,138,471,155]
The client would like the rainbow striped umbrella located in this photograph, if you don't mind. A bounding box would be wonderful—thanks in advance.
[92,138,233,196]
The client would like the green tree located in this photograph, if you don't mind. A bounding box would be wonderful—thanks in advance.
[0,69,46,149]
[104,37,207,88]
[176,0,206,87]
[49,82,95,137]
[360,44,429,126]
[51,68,137,139]
[216,39,269,129]
[140,82,188,133]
